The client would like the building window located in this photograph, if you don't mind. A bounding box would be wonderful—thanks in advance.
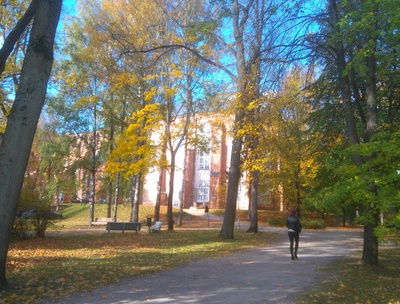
[197,180,209,202]
[198,153,210,170]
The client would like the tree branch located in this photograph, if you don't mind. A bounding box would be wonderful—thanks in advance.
[0,0,39,76]
[124,44,236,81]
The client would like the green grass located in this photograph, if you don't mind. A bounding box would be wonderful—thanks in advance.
[53,203,155,228]
[298,246,400,304]
[4,203,400,304]
[4,229,271,303]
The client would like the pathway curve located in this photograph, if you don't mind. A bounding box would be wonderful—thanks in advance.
[50,224,363,304]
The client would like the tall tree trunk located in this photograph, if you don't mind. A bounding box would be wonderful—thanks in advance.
[107,122,115,218]
[154,167,163,223]
[329,0,379,265]
[219,114,243,239]
[107,180,113,218]
[88,107,98,226]
[177,142,188,226]
[0,0,62,288]
[247,169,259,233]
[363,201,379,265]
[130,173,140,222]
[362,48,379,265]
[167,152,176,230]
[219,0,249,239]
[245,0,263,233]
[113,173,120,221]
[154,144,167,222]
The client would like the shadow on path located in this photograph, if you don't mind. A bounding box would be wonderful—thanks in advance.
[51,227,363,304]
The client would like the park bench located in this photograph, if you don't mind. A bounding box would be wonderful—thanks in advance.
[106,221,142,233]
[91,217,113,225]
[150,221,164,232]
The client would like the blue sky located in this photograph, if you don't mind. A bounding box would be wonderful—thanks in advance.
[63,0,76,15]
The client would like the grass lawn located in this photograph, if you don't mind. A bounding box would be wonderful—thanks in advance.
[298,245,400,304]
[2,203,400,303]
[2,203,271,303]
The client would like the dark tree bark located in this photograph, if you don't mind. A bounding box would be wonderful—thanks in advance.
[0,0,38,76]
[219,0,251,239]
[220,119,243,238]
[0,0,62,288]
[328,0,379,266]
[362,49,379,266]
[247,170,259,233]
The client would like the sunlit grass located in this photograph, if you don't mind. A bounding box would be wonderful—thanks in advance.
[4,230,272,303]
[298,246,400,303]
[51,203,216,229]
[4,204,399,303]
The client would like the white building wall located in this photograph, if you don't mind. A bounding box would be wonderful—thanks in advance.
[142,116,248,210]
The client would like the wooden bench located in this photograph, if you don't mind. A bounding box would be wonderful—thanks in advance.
[150,221,163,232]
[91,217,113,225]
[106,222,142,233]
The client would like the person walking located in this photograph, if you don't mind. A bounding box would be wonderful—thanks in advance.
[204,205,209,216]
[286,209,302,260]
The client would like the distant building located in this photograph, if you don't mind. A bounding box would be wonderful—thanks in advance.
[62,115,284,212]
[141,115,250,210]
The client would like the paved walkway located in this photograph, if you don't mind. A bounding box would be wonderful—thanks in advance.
[50,219,364,304]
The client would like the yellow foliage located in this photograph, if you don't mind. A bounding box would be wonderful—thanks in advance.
[144,87,156,101]
[105,103,163,178]
[164,87,177,99]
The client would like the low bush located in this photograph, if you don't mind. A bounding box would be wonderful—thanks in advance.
[302,219,326,229]
[385,214,400,230]
[13,209,61,238]
[268,217,287,227]
[12,218,32,239]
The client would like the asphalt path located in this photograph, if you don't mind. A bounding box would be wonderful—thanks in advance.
[49,221,364,304]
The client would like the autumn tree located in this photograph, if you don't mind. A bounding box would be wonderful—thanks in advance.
[82,0,218,230]
[207,0,311,238]
[106,104,163,220]
[50,14,108,225]
[260,67,315,215]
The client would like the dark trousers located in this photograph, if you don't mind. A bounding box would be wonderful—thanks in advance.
[288,231,299,257]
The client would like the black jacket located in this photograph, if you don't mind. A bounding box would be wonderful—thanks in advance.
[286,216,302,233]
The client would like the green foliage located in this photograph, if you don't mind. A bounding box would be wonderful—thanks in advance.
[13,208,59,239]
[385,214,400,230]
[307,128,400,235]
[268,217,287,227]
[12,218,31,240]
[373,213,400,244]
[301,219,326,229]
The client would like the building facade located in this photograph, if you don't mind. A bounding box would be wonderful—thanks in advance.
[141,116,250,210]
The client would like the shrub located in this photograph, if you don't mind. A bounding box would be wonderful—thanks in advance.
[302,219,326,229]
[14,209,62,238]
[385,214,400,230]
[12,217,33,239]
[268,217,287,227]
